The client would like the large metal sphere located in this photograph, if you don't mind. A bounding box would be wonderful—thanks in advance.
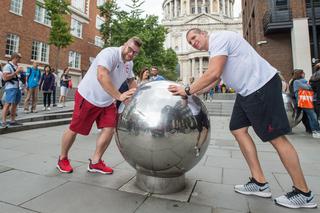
[282,92,302,128]
[115,80,210,193]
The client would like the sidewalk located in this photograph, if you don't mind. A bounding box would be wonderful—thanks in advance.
[0,115,319,212]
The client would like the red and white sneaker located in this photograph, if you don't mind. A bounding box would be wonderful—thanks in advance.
[87,159,113,174]
[56,156,73,173]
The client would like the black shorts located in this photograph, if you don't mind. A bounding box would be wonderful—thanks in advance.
[229,74,291,142]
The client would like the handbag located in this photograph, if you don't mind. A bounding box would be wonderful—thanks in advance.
[298,89,314,109]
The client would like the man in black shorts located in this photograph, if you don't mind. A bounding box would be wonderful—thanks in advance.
[169,28,317,209]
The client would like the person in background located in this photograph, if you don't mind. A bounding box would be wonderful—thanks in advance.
[58,68,71,108]
[292,69,320,138]
[0,64,3,109]
[150,66,165,81]
[24,61,41,113]
[289,69,312,134]
[51,68,58,107]
[1,53,24,127]
[310,63,320,119]
[39,65,55,111]
[138,67,150,85]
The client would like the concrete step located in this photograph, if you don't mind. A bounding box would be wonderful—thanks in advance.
[0,117,71,134]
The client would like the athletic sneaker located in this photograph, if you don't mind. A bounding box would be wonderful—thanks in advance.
[0,122,8,128]
[234,177,272,198]
[56,156,73,173]
[274,186,317,209]
[312,131,320,139]
[87,159,113,174]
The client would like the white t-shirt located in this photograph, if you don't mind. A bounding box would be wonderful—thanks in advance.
[208,31,277,96]
[78,47,135,107]
[3,62,19,89]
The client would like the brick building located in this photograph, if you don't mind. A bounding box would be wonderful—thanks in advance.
[0,0,107,87]
[242,0,319,81]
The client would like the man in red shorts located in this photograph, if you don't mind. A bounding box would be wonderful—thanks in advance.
[57,37,142,174]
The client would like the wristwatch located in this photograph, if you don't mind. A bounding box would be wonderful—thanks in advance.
[184,86,191,96]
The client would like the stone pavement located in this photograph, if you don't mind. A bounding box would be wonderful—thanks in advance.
[0,114,319,212]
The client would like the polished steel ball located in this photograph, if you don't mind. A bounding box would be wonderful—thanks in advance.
[282,92,302,128]
[115,81,210,179]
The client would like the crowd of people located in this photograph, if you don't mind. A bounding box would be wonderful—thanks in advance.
[0,53,73,128]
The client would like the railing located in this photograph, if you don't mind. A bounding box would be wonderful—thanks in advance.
[263,6,292,34]
[306,2,320,19]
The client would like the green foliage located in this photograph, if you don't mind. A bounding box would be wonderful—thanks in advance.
[44,0,72,49]
[99,0,178,80]
[43,0,73,69]
[49,14,73,49]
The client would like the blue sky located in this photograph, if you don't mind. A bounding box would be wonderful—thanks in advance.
[116,0,242,19]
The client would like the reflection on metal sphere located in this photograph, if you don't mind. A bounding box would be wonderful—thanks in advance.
[115,81,210,194]
[282,93,302,128]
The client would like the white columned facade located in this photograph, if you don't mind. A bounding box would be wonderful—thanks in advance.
[222,0,226,15]
[191,58,196,77]
[174,0,178,17]
[291,18,312,80]
[195,0,198,14]
[199,57,203,77]
[162,0,242,83]
[186,0,190,15]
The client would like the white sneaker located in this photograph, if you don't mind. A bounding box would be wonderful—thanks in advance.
[312,131,320,139]
[42,107,47,111]
[234,177,272,198]
[47,107,51,111]
[58,104,63,108]
[274,187,317,209]
[24,110,30,114]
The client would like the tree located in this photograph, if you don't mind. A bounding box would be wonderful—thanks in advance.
[43,0,73,70]
[99,0,178,80]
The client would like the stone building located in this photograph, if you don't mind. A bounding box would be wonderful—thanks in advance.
[242,0,319,81]
[0,0,106,86]
[162,0,242,83]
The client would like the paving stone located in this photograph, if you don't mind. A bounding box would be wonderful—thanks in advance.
[135,197,212,213]
[186,165,222,184]
[0,148,28,162]
[0,202,36,213]
[58,164,135,190]
[152,179,196,202]
[0,153,83,176]
[0,165,12,173]
[190,181,249,212]
[22,182,145,213]
[0,170,67,205]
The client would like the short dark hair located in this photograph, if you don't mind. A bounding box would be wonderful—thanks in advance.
[186,28,207,38]
[151,66,158,71]
[11,52,22,60]
[128,36,143,48]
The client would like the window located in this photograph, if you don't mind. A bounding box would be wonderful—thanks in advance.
[96,16,104,30]
[71,0,86,13]
[5,34,20,56]
[69,51,81,69]
[35,4,51,26]
[10,0,23,15]
[31,41,49,63]
[71,18,83,38]
[275,0,288,7]
[97,0,105,7]
[95,36,104,48]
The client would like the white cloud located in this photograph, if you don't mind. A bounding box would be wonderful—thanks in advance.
[116,0,242,19]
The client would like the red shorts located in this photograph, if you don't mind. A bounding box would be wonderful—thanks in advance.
[69,91,117,135]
